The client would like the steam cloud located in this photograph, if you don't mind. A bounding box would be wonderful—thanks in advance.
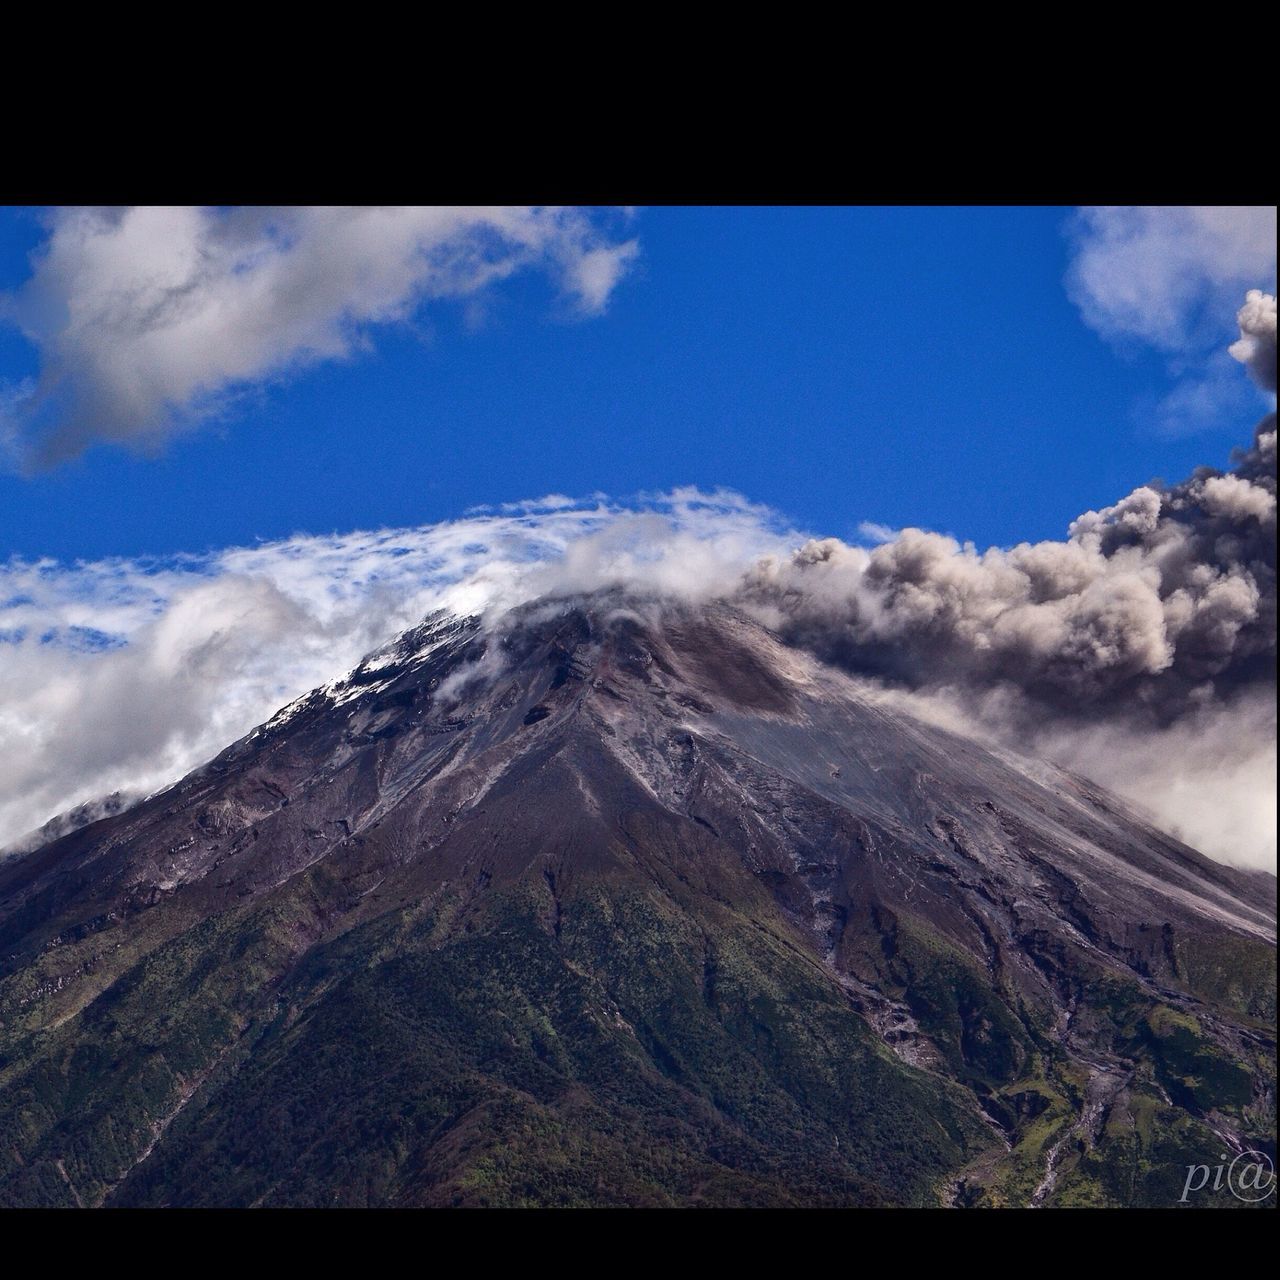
[0,206,637,467]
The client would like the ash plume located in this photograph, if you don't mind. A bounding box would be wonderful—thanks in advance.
[742,414,1274,724]
[736,292,1277,865]
[1230,288,1278,392]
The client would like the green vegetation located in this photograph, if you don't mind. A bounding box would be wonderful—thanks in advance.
[1168,932,1277,1023]
[879,919,1033,1087]
[0,873,996,1207]
[0,846,1271,1208]
[1136,1006,1254,1113]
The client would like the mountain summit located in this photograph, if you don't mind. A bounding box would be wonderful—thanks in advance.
[0,595,1274,1207]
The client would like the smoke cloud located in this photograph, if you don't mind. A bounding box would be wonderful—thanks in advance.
[1230,288,1278,392]
[743,417,1274,722]
[0,206,637,467]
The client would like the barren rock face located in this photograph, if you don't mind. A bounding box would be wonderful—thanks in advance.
[0,594,1274,1207]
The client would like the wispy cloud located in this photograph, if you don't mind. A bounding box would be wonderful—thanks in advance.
[0,490,795,851]
[856,520,898,544]
[1065,206,1276,434]
[1067,206,1276,351]
[0,206,638,468]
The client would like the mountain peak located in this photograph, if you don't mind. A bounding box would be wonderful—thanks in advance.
[0,591,1273,1207]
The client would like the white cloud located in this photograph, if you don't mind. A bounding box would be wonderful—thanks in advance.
[1067,206,1276,350]
[1151,349,1254,437]
[1027,691,1277,871]
[0,491,796,851]
[852,678,1276,872]
[1066,207,1276,433]
[0,205,638,466]
[856,520,898,544]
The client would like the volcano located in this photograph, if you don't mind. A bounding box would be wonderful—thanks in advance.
[0,595,1274,1207]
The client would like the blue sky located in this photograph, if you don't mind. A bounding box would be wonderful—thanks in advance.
[1,205,1271,562]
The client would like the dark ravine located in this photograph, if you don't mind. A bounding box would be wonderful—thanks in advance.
[0,594,1274,1207]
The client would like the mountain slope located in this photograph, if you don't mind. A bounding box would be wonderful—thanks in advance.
[0,596,1273,1207]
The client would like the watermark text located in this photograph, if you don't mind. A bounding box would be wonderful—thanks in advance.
[1180,1151,1274,1203]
